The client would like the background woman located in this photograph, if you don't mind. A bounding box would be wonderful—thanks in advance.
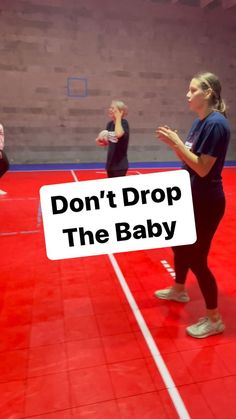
[0,123,9,195]
[96,100,129,178]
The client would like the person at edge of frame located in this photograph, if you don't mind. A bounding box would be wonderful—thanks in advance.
[0,123,9,196]
[155,72,230,339]
[96,100,129,178]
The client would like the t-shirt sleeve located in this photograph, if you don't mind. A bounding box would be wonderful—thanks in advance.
[196,122,226,158]
[121,119,129,139]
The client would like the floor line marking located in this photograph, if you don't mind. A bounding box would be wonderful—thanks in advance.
[0,230,39,236]
[108,253,190,419]
[0,197,38,202]
[72,167,185,416]
[36,201,42,228]
[96,171,142,175]
[161,259,176,279]
[71,170,79,182]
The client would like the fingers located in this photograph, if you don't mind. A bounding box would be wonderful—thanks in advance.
[155,126,174,143]
[156,128,168,137]
[95,138,108,147]
[157,125,178,132]
[155,127,178,139]
[155,130,168,142]
[114,107,123,118]
[156,126,169,134]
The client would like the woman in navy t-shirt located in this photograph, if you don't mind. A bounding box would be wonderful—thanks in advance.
[155,72,230,339]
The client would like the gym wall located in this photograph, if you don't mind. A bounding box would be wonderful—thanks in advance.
[0,0,235,164]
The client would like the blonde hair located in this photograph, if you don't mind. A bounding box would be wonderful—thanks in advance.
[194,72,227,117]
[111,100,128,117]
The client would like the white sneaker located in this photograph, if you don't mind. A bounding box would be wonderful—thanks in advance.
[186,317,225,339]
[154,287,190,303]
[0,189,7,196]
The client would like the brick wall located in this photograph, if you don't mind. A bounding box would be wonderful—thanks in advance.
[0,0,235,163]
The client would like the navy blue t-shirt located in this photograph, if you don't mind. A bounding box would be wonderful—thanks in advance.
[105,119,129,171]
[183,111,230,199]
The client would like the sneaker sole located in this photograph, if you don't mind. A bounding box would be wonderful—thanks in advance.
[186,325,225,339]
[153,293,190,303]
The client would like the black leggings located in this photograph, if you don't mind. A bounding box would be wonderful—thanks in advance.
[107,169,127,178]
[172,195,225,310]
[0,151,9,178]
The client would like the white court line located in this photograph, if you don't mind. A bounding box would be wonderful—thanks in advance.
[0,230,39,237]
[71,169,79,182]
[108,253,190,419]
[161,259,176,279]
[1,197,38,202]
[36,202,42,228]
[96,170,142,175]
[1,196,41,235]
[71,166,188,416]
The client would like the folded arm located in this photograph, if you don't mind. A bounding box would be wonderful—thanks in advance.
[156,126,216,177]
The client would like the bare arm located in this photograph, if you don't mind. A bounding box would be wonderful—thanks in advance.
[0,124,4,158]
[113,108,125,139]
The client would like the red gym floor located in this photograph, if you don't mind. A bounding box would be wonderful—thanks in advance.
[0,167,236,418]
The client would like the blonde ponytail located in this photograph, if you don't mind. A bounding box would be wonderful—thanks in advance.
[216,97,227,117]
